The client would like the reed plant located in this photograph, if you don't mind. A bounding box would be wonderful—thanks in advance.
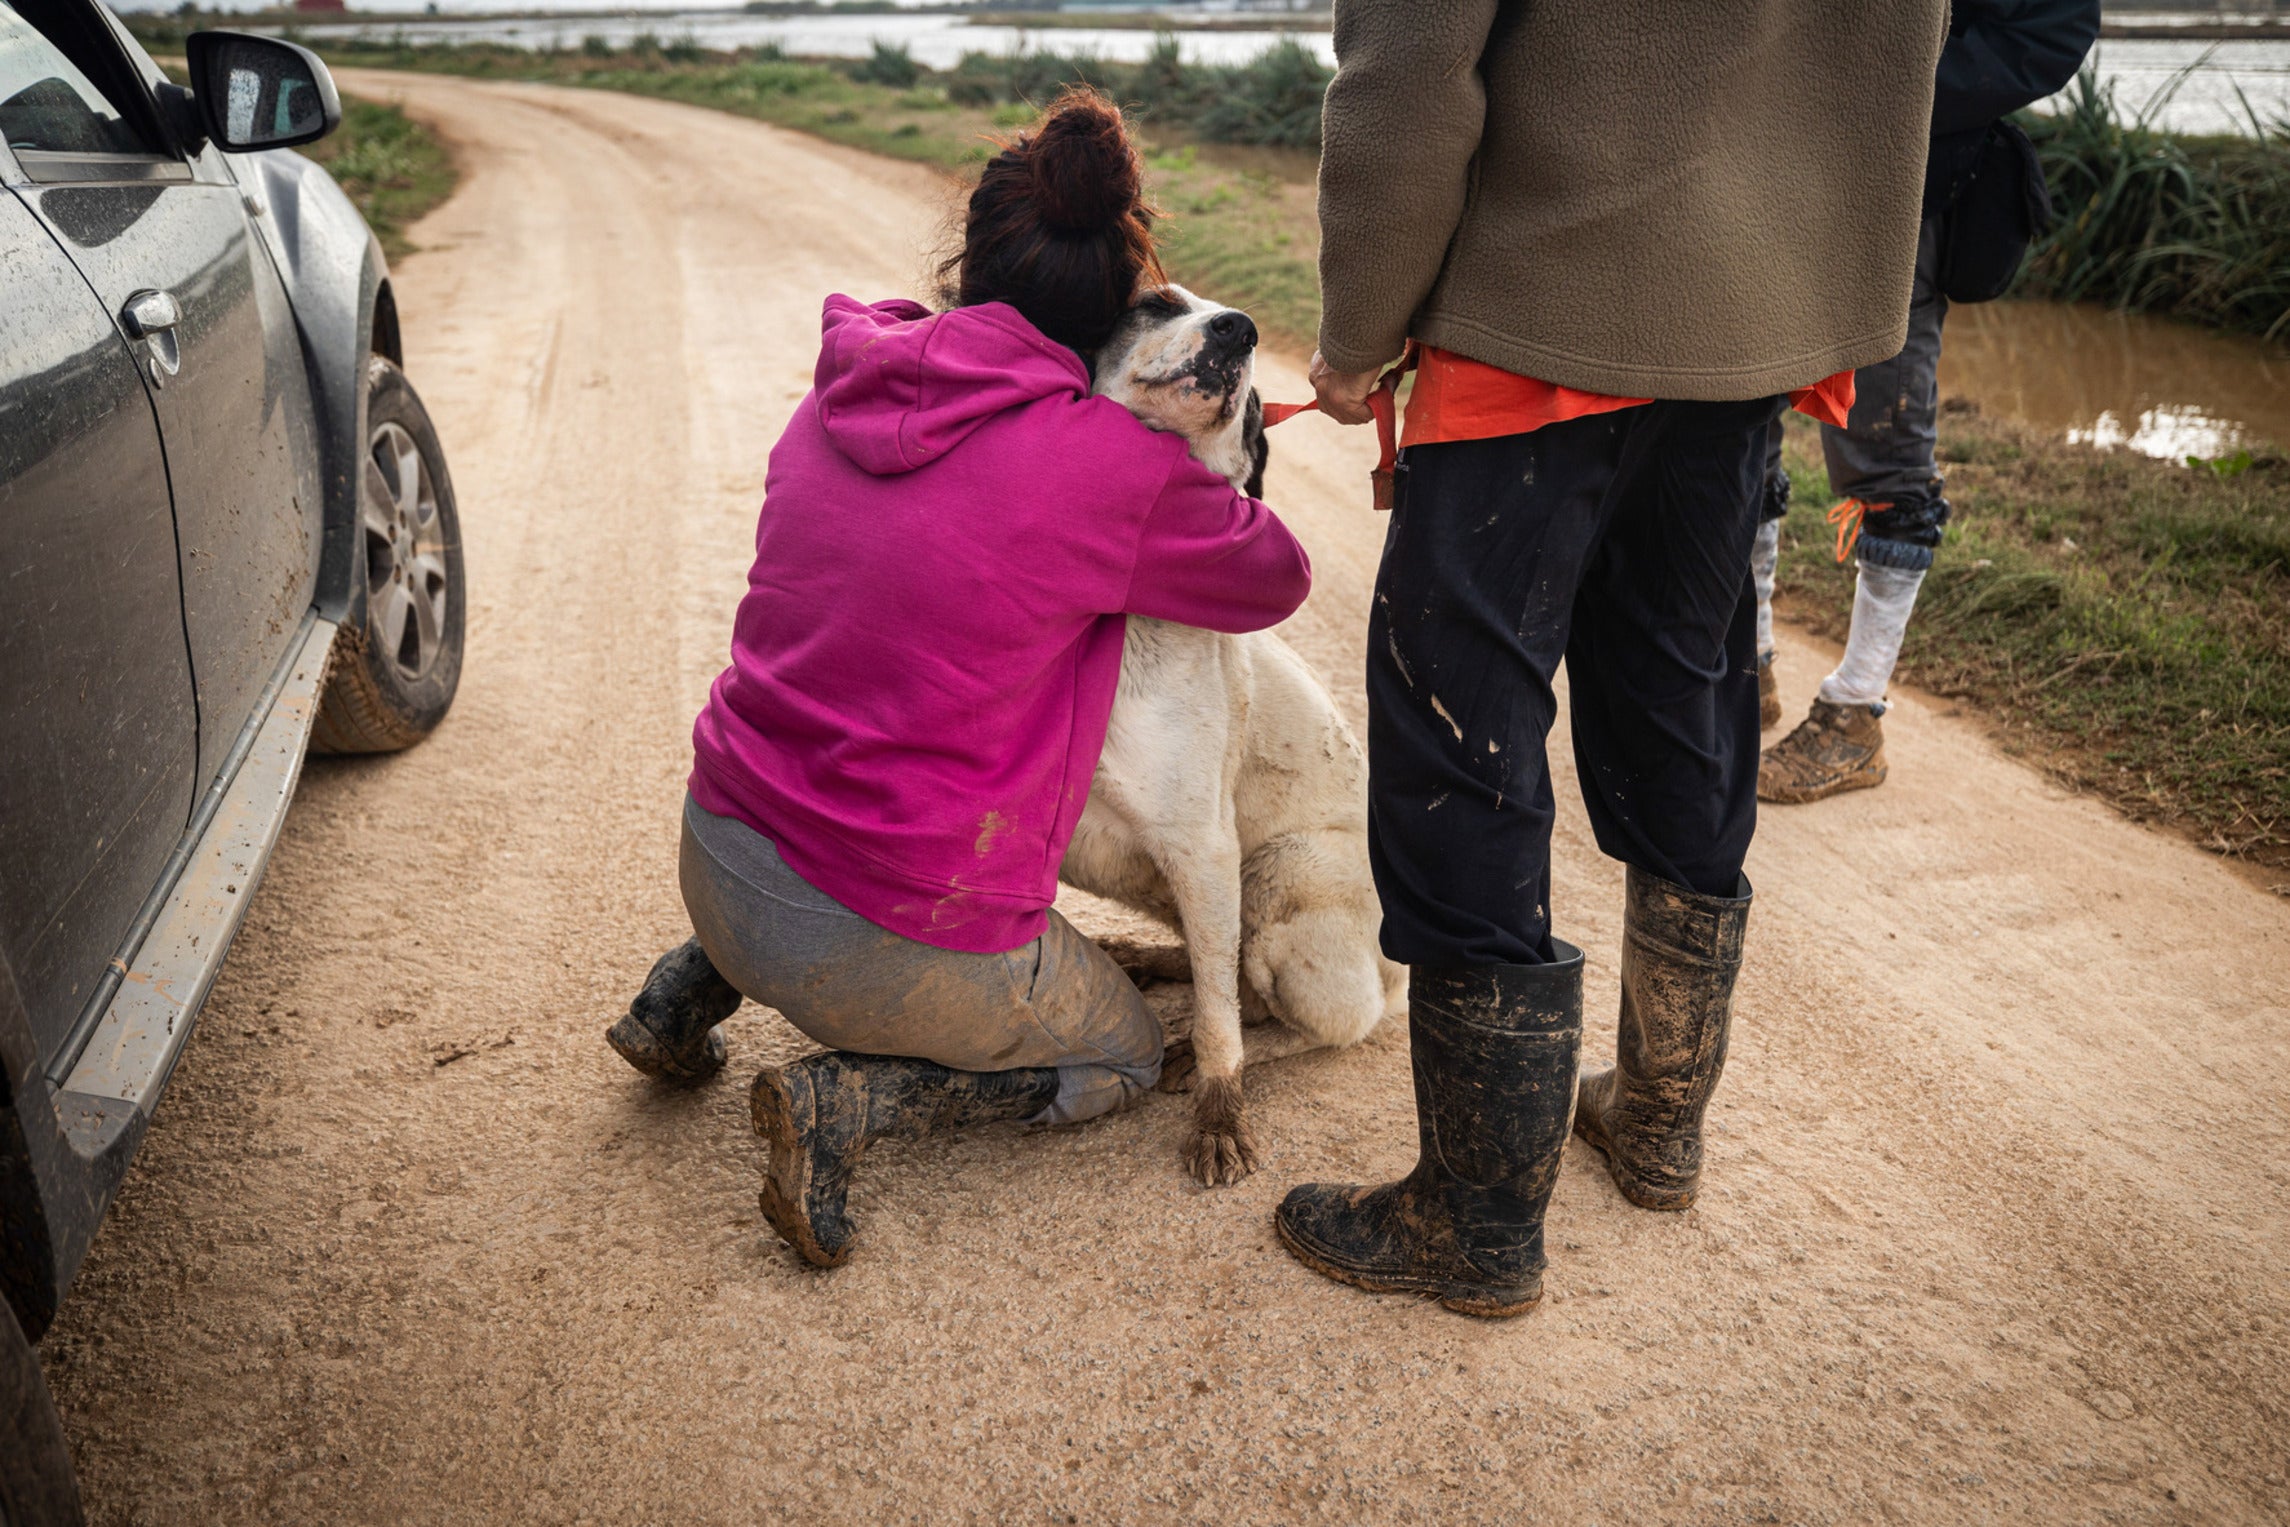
[2021,66,2290,342]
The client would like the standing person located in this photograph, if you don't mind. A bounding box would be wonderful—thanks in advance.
[604,94,1312,1269]
[1278,0,1947,1318]
[1757,0,2102,802]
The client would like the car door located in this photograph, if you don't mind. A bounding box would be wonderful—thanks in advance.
[7,0,321,793]
[0,126,196,1061]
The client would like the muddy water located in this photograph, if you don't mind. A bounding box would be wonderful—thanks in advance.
[1941,298,2290,459]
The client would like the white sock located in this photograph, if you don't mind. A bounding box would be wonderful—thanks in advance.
[1818,561,1925,707]
[1751,519,1780,659]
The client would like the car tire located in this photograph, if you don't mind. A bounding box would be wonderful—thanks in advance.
[0,1300,81,1527]
[313,354,466,755]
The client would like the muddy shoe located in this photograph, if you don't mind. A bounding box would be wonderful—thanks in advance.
[1277,1172,1543,1318]
[1274,953,1581,1319]
[1758,698,1886,803]
[1757,651,1782,731]
[749,1053,1059,1268]
[605,938,743,1083]
[1574,867,1749,1211]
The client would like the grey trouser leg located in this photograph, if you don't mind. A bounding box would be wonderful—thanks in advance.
[1820,216,1951,570]
[678,796,1161,1124]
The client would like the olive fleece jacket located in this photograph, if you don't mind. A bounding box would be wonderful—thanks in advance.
[1316,0,1950,400]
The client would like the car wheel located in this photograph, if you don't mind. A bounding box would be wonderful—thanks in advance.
[313,354,466,754]
[0,1300,81,1527]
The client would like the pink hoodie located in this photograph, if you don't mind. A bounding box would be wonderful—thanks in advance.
[690,296,1311,953]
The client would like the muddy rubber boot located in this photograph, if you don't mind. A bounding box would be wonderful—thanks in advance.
[1274,950,1583,1318]
[1573,868,1750,1210]
[748,1054,1060,1268]
[1758,698,1886,803]
[604,937,744,1082]
[1757,651,1782,731]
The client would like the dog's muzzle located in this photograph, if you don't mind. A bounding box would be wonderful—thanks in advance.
[1186,310,1260,398]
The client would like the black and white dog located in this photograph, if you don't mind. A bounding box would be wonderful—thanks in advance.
[1061,285,1405,1186]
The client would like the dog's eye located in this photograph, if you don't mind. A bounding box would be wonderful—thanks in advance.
[1133,289,1187,320]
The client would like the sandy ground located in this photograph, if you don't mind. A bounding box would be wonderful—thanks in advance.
[36,75,2290,1525]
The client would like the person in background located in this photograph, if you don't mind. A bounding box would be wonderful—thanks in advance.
[603,94,1311,1269]
[1755,0,2103,802]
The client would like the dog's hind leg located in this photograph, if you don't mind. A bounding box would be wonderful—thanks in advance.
[1153,831,1256,1187]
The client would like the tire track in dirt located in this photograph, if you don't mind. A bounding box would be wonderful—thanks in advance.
[35,74,2290,1525]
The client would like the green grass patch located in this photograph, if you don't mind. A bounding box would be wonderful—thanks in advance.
[1773,406,2290,870]
[298,94,457,263]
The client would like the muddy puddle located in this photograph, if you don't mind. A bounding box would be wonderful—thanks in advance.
[1941,299,2290,461]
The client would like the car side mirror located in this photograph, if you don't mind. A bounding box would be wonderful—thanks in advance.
[182,31,342,152]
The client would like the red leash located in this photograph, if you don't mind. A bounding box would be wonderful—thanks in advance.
[1261,347,1416,512]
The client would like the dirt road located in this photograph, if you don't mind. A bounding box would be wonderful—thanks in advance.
[40,75,2290,1524]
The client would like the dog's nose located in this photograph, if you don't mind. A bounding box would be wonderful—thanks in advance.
[1207,310,1259,352]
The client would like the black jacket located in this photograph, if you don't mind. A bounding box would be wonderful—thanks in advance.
[1924,0,2102,216]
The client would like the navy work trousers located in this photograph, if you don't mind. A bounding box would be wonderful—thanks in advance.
[1367,395,1784,968]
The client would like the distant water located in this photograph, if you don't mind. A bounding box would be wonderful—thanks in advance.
[2071,38,2290,133]
[279,12,1324,69]
[172,5,2290,134]
[1944,300,2288,460]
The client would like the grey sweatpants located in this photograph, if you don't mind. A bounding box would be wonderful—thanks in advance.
[678,796,1161,1125]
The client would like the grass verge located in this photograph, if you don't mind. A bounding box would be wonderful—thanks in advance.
[1774,407,2290,876]
[300,94,457,262]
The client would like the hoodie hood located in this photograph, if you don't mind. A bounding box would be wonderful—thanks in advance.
[812,295,1092,476]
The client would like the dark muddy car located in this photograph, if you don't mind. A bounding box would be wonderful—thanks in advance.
[0,2,463,1516]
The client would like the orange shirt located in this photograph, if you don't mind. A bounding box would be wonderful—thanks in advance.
[1399,346,1857,449]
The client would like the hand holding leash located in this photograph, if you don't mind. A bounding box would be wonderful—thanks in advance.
[1307,350,1382,425]
[1265,347,1417,511]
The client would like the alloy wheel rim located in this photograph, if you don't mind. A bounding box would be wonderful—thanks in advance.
[362,420,448,680]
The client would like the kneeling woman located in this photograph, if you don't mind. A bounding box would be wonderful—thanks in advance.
[606,94,1310,1267]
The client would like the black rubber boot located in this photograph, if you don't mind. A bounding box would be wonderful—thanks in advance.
[1573,867,1751,1210]
[748,1054,1061,1268]
[1274,947,1583,1318]
[604,937,743,1083]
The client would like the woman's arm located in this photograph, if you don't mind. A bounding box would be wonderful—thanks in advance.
[1122,456,1312,634]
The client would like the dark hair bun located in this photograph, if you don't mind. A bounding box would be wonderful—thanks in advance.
[940,87,1162,354]
[1026,92,1143,236]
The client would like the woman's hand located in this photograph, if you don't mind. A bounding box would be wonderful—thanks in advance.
[1308,350,1383,426]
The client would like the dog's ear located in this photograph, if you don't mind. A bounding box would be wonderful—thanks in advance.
[1241,389,1269,500]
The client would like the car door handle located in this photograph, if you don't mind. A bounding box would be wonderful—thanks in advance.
[121,289,180,337]
[120,290,182,386]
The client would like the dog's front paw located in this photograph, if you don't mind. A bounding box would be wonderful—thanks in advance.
[1184,1073,1258,1185]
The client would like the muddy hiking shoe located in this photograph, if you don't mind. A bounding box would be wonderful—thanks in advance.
[1573,868,1750,1211]
[1757,651,1782,731]
[1275,952,1583,1319]
[1758,698,1886,803]
[605,938,743,1083]
[749,1054,1060,1268]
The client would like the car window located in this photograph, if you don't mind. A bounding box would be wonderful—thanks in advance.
[0,0,149,157]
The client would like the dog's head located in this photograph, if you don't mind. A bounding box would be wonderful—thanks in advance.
[1093,284,1269,498]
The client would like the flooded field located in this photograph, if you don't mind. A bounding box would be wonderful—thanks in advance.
[1944,300,2290,459]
